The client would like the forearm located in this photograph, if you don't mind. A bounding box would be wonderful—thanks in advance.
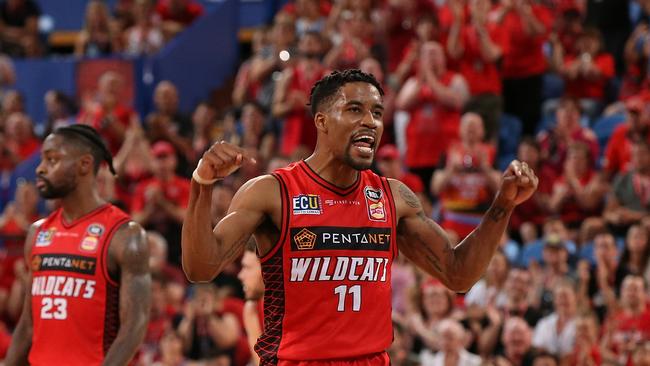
[4,316,32,366]
[520,10,545,36]
[395,79,420,110]
[447,23,464,59]
[476,29,501,62]
[428,77,465,109]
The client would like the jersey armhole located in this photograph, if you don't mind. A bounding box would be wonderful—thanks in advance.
[381,177,399,261]
[259,173,289,263]
[100,218,131,287]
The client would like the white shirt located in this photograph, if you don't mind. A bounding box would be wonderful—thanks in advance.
[420,349,482,366]
[532,312,576,356]
[465,279,508,308]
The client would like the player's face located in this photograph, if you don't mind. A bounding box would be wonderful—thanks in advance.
[323,82,384,170]
[35,135,80,199]
[238,251,264,300]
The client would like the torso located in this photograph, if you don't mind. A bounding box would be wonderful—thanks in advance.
[28,204,130,366]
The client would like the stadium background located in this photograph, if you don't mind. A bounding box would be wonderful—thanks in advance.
[0,0,649,365]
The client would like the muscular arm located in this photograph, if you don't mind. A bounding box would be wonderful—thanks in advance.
[4,221,42,366]
[182,175,278,282]
[102,222,151,366]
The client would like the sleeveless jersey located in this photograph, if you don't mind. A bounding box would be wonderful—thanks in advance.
[255,161,397,363]
[29,204,130,366]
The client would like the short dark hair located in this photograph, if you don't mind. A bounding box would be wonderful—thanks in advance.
[52,124,115,175]
[308,69,384,117]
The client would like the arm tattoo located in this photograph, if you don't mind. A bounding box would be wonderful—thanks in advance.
[488,205,507,222]
[398,183,421,209]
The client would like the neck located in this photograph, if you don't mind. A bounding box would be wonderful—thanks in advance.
[59,184,105,223]
[305,150,360,189]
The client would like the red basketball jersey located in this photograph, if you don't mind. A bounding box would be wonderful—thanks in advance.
[255,161,397,363]
[29,204,130,366]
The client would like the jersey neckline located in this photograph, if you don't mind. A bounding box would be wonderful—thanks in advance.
[299,160,361,196]
[59,203,112,229]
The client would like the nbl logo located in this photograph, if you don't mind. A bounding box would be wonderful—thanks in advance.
[292,194,322,215]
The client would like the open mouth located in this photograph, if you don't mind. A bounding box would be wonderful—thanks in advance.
[351,134,376,155]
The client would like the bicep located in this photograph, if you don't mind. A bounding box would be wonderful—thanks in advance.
[115,223,151,323]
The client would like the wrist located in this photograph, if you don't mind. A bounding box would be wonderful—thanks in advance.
[192,159,222,185]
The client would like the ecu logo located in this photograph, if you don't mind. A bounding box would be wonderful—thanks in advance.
[294,228,317,250]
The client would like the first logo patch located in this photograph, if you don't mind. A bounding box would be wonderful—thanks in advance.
[35,228,55,247]
[292,194,322,215]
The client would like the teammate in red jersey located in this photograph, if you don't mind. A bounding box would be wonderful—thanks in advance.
[182,69,538,365]
[5,125,151,366]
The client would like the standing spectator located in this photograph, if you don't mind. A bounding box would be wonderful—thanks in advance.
[604,139,650,229]
[497,0,553,136]
[547,143,606,230]
[41,90,77,138]
[447,0,508,141]
[324,9,371,71]
[537,97,599,176]
[131,141,190,266]
[532,280,578,358]
[272,31,326,157]
[603,94,650,178]
[78,71,137,154]
[190,101,218,158]
[420,318,482,366]
[232,27,269,107]
[239,101,275,167]
[382,0,434,72]
[75,0,120,57]
[237,242,264,366]
[0,0,41,57]
[391,14,441,91]
[551,28,615,119]
[294,0,326,38]
[156,0,204,39]
[3,112,39,162]
[583,0,630,74]
[395,41,469,190]
[113,121,154,209]
[432,113,500,239]
[123,0,164,56]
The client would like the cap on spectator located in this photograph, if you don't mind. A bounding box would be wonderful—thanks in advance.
[377,144,399,161]
[152,141,175,158]
[544,234,565,250]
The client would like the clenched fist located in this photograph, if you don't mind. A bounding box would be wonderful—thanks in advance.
[194,141,256,183]
[495,160,539,207]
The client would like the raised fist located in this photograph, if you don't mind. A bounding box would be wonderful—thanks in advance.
[194,141,256,182]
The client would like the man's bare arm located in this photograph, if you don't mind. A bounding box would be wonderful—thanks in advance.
[5,220,42,366]
[103,222,151,366]
[393,161,538,292]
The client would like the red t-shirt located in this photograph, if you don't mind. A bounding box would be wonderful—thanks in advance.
[564,53,615,100]
[78,104,134,154]
[451,22,508,95]
[606,306,650,362]
[510,164,555,230]
[552,170,600,225]
[155,0,203,25]
[501,5,553,78]
[9,137,40,161]
[603,124,650,176]
[131,176,191,215]
[537,126,599,176]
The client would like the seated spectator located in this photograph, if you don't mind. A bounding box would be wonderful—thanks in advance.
[123,0,164,56]
[447,0,508,142]
[78,71,137,154]
[152,330,190,366]
[131,141,189,266]
[4,112,40,161]
[0,89,25,124]
[139,274,174,363]
[176,284,240,363]
[616,224,650,281]
[496,317,536,366]
[190,101,218,157]
[271,31,327,157]
[237,242,264,366]
[396,41,468,191]
[146,80,193,176]
[547,143,606,229]
[530,235,572,316]
[324,9,372,71]
[155,0,204,39]
[41,90,77,138]
[465,250,509,309]
[75,0,121,58]
[601,275,650,365]
[432,113,500,238]
[567,313,602,366]
[551,27,615,119]
[537,97,599,176]
[113,120,154,208]
[532,280,577,358]
[0,55,15,104]
[519,218,577,267]
[0,0,41,57]
[147,230,185,285]
[603,94,650,179]
[604,139,650,229]
[420,318,482,366]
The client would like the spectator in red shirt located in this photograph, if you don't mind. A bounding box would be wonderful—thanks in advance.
[496,0,553,136]
[537,97,599,176]
[391,14,442,90]
[132,141,190,266]
[551,27,615,120]
[78,71,137,154]
[447,0,509,142]
[383,0,434,72]
[603,94,650,179]
[155,0,203,39]
[568,313,602,366]
[324,9,372,71]
[548,142,606,229]
[3,112,39,162]
[395,41,469,191]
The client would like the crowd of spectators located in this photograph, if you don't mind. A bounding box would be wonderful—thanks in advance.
[0,0,650,365]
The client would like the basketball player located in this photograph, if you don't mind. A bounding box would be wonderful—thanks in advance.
[182,70,538,364]
[5,125,151,365]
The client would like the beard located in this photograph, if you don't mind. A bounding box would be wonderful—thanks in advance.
[37,176,77,199]
[343,143,374,171]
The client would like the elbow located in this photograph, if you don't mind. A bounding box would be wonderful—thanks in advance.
[444,278,475,293]
[181,260,217,283]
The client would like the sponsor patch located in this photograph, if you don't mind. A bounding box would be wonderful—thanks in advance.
[31,254,97,275]
[79,236,99,252]
[290,226,391,251]
[292,194,322,215]
[86,223,105,237]
[35,228,56,247]
[363,186,386,222]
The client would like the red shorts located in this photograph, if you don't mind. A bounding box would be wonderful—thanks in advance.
[277,352,390,366]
